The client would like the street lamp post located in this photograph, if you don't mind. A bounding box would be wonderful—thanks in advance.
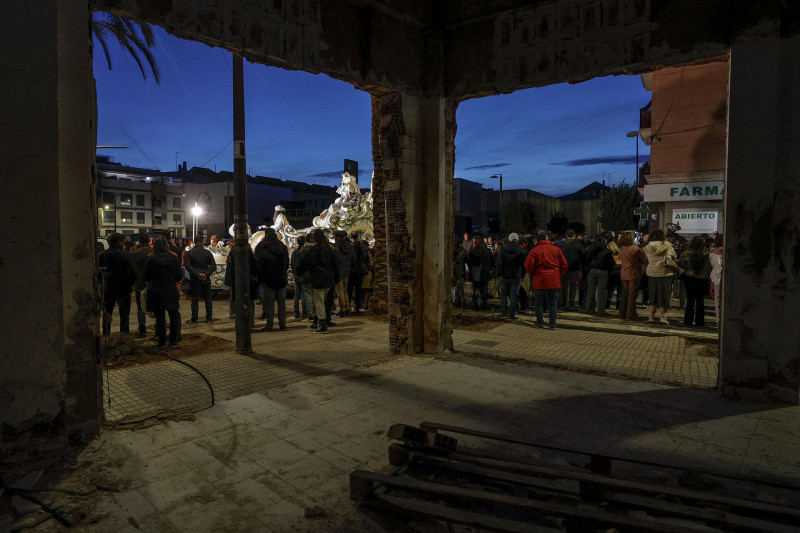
[626,131,639,187]
[490,174,503,232]
[191,202,203,242]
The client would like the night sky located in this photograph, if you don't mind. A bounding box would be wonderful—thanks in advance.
[94,24,650,197]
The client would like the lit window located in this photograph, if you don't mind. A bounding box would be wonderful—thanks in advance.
[102,211,114,224]
[120,211,133,223]
[119,194,132,206]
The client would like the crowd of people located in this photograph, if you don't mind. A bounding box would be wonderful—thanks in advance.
[99,228,375,345]
[453,229,724,330]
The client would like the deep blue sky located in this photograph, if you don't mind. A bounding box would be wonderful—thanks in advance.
[94,24,650,197]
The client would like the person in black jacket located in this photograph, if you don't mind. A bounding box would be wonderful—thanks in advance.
[99,233,137,336]
[348,231,370,315]
[296,229,338,333]
[468,235,493,310]
[332,230,354,316]
[225,241,260,328]
[291,236,309,319]
[584,235,615,316]
[558,229,585,310]
[184,234,216,323]
[143,237,184,347]
[255,229,289,331]
[495,233,527,319]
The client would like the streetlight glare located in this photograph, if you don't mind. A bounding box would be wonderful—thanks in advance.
[191,204,203,216]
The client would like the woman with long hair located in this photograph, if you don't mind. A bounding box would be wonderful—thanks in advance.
[618,232,647,320]
[643,229,677,325]
[679,235,712,327]
[709,235,723,327]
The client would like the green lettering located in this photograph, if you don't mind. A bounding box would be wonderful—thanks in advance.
[670,187,679,197]
[705,186,719,196]
[709,213,715,219]
[679,187,690,197]
[693,186,702,196]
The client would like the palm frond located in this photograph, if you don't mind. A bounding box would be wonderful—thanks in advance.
[92,11,161,84]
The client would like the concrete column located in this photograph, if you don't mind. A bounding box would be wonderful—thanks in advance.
[721,34,800,404]
[378,93,455,355]
[0,0,99,463]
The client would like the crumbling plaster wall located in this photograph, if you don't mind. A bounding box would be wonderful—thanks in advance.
[722,34,800,404]
[443,0,786,99]
[92,0,427,95]
[1,0,100,464]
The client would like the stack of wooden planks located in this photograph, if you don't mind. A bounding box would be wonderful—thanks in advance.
[350,422,800,532]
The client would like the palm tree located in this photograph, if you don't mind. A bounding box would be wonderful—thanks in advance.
[92,11,161,83]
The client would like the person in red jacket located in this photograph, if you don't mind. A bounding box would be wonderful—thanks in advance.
[524,232,568,329]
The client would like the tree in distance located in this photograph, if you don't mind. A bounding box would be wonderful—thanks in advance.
[92,11,161,83]
[547,212,570,236]
[598,181,641,234]
[501,198,538,235]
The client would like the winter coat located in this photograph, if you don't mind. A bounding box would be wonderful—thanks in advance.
[495,241,527,279]
[292,243,314,285]
[184,245,216,283]
[452,247,467,281]
[619,244,647,281]
[333,239,354,279]
[143,251,183,312]
[468,246,493,283]
[644,240,677,278]
[709,248,723,286]
[131,244,153,291]
[679,250,712,279]
[586,242,615,271]
[255,239,289,289]
[226,248,260,296]
[99,244,137,299]
[558,239,585,272]
[351,241,371,276]
[296,243,338,289]
[524,240,568,289]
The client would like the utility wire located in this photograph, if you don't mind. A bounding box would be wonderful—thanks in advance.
[648,66,685,143]
[197,140,233,169]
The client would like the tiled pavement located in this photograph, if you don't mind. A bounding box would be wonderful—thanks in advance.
[11,355,800,532]
[104,298,719,422]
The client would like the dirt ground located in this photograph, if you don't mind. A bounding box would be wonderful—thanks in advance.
[100,332,232,368]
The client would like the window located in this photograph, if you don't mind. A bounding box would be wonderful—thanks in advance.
[136,212,145,224]
[154,215,162,226]
[136,194,145,207]
[102,211,114,224]
[102,192,114,205]
[153,199,162,208]
[119,194,132,206]
[172,197,182,209]
[172,213,182,225]
[120,211,133,223]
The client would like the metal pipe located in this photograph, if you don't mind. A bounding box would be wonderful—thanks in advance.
[233,53,251,352]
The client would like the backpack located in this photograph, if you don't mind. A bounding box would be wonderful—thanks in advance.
[353,242,371,276]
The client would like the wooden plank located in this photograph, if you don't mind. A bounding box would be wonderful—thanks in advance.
[419,421,800,491]
[608,492,800,533]
[416,448,800,520]
[373,494,558,533]
[403,449,580,496]
[350,470,714,533]
[401,448,797,532]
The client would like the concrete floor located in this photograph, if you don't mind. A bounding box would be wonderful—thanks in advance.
[6,298,799,532]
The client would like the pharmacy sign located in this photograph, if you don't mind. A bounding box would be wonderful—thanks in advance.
[644,181,724,202]
[672,208,722,233]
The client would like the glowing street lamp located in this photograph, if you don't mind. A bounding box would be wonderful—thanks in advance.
[191,202,203,242]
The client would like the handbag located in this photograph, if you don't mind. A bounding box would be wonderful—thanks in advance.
[664,257,680,273]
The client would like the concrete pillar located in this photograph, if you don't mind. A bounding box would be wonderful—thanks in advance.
[721,34,800,404]
[0,0,100,463]
[377,93,456,355]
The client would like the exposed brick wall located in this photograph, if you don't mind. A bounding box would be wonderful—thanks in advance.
[377,94,415,355]
[368,95,388,316]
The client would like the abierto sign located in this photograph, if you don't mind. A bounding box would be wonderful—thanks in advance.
[672,208,722,233]
[644,181,724,202]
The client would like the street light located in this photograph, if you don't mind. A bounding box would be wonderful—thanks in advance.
[191,202,203,242]
[103,193,117,232]
[626,131,639,187]
[490,174,503,232]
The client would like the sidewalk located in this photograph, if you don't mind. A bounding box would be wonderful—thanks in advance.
[7,349,800,532]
